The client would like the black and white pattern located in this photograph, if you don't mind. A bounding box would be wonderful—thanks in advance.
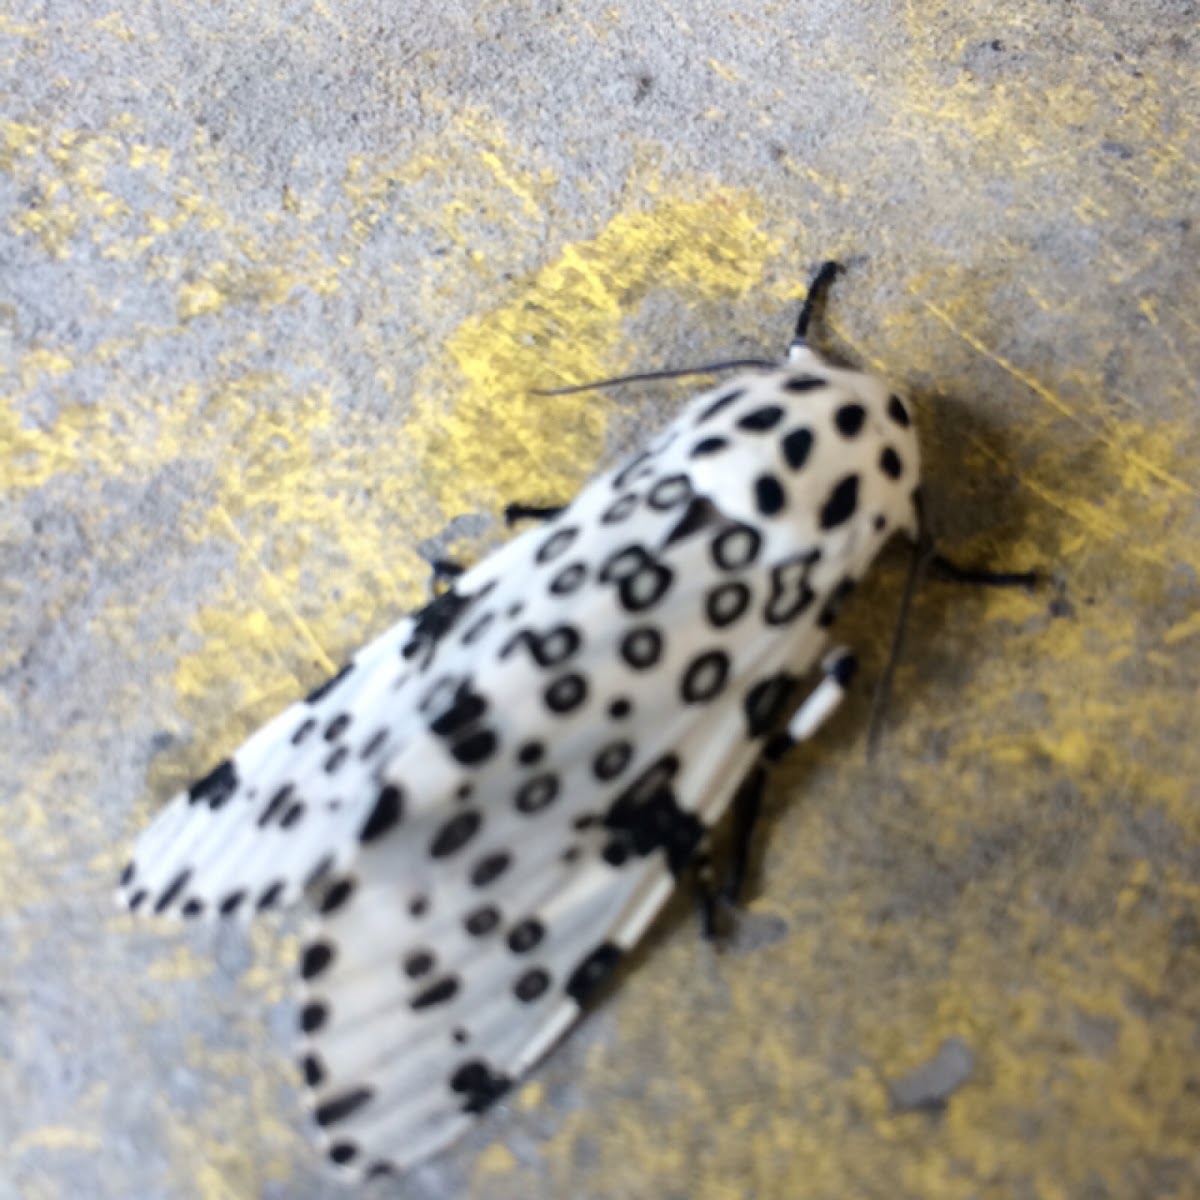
[119,291,922,1179]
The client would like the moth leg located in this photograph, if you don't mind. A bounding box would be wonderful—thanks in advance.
[504,503,567,527]
[721,766,767,907]
[692,841,724,941]
[928,553,1038,590]
[722,648,858,906]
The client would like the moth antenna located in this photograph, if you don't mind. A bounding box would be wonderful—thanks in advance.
[791,259,843,351]
[530,358,778,397]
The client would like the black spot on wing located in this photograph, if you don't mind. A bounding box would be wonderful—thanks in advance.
[618,562,673,612]
[470,851,512,887]
[680,649,731,704]
[430,811,483,858]
[536,526,579,564]
[880,446,904,479]
[514,967,552,1002]
[507,918,546,954]
[314,1086,374,1128]
[619,626,663,670]
[566,942,623,1005]
[648,474,692,510]
[781,427,814,470]
[404,950,436,979]
[544,673,588,714]
[291,717,317,745]
[601,493,640,525]
[359,728,388,760]
[187,759,238,809]
[153,869,191,913]
[319,877,356,915]
[550,561,588,593]
[663,496,720,548]
[411,976,460,1010]
[835,403,866,437]
[888,395,911,427]
[452,729,498,766]
[429,688,487,736]
[711,524,761,571]
[360,785,404,843]
[783,374,825,392]
[737,404,784,432]
[754,473,787,516]
[328,1142,358,1167]
[301,1053,325,1087]
[280,801,305,829]
[449,1060,512,1114]
[765,557,818,626]
[465,904,500,936]
[257,784,293,828]
[517,739,544,765]
[324,713,350,741]
[593,740,633,781]
[301,940,335,981]
[819,474,860,530]
[300,1000,329,1033]
[515,772,560,814]
[690,435,728,457]
[706,581,751,628]
[501,625,582,668]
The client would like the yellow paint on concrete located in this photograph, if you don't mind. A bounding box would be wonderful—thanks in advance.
[475,1142,519,1176]
[3,3,1197,1194]
[11,1127,103,1155]
[406,195,779,518]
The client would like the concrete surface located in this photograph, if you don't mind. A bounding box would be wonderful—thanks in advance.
[1,0,1198,1197]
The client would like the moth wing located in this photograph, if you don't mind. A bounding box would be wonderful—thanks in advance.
[293,487,817,1176]
[117,600,463,920]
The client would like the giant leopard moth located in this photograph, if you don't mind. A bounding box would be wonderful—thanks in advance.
[119,262,1031,1178]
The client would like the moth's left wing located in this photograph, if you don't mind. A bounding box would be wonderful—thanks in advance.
[117,586,485,920]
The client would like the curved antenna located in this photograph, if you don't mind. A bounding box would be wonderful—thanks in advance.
[791,260,843,349]
[530,358,778,397]
[532,258,846,396]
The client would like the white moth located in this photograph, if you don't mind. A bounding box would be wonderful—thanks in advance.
[120,264,998,1179]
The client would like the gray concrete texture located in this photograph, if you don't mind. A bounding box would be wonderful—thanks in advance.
[1,0,1198,1197]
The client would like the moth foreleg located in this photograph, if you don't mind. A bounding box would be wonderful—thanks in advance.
[504,503,568,526]
[722,648,858,907]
